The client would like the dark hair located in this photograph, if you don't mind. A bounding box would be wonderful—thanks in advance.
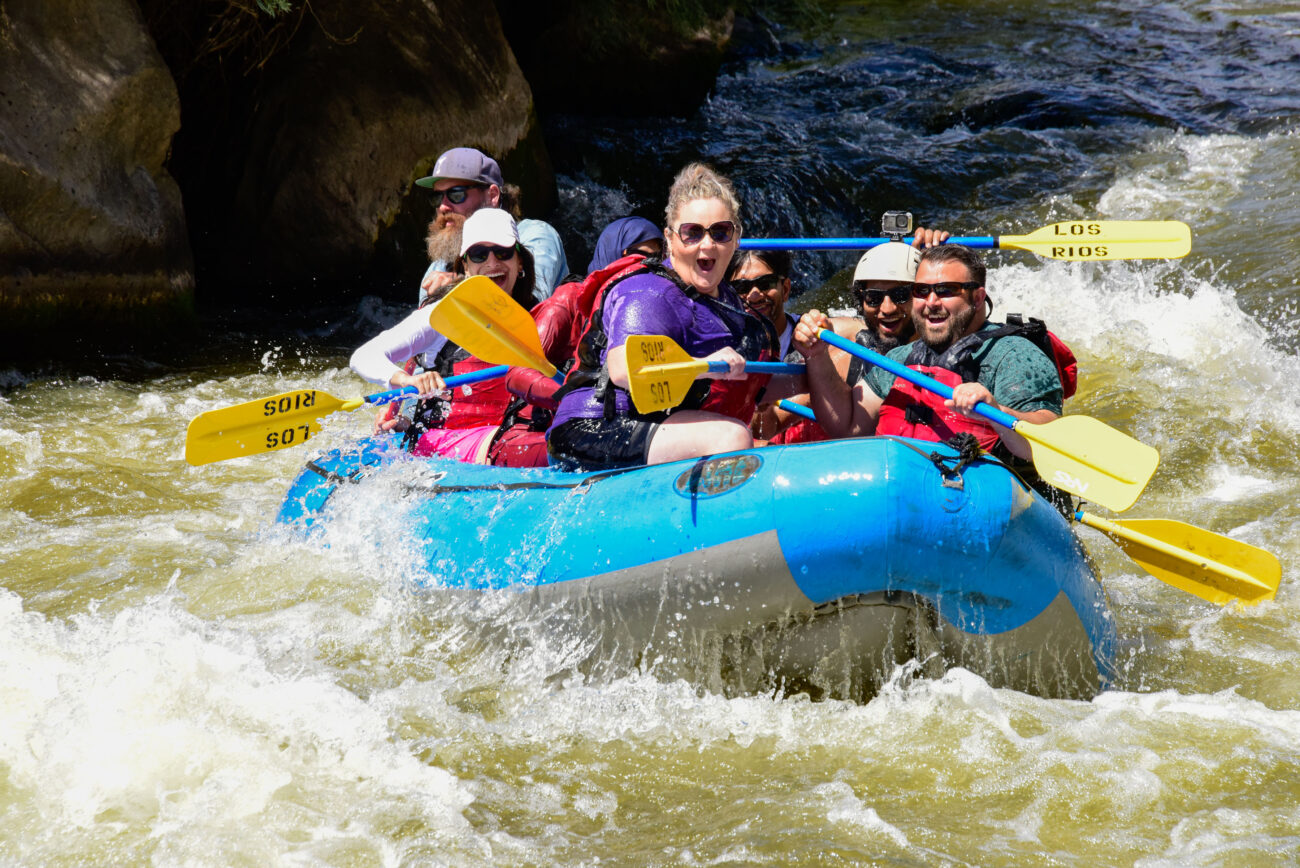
[497,183,524,220]
[726,248,791,281]
[452,244,536,307]
[419,275,467,309]
[917,244,986,286]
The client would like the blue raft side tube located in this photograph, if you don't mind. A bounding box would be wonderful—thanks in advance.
[275,436,1117,687]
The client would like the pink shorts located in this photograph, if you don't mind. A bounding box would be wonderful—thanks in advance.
[412,425,498,464]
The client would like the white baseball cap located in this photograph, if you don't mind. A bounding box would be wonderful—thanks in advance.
[459,208,519,257]
[853,242,920,283]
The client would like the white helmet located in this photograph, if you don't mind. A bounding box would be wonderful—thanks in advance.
[852,242,920,284]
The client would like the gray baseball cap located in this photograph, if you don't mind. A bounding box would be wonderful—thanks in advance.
[415,147,505,189]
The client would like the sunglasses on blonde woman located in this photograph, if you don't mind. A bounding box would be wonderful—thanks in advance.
[673,221,736,245]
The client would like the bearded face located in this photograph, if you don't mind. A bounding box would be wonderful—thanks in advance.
[425,211,465,264]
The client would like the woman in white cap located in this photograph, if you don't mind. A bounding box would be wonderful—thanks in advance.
[349,208,555,467]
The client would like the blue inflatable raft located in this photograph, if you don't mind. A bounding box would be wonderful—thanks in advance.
[277,435,1118,700]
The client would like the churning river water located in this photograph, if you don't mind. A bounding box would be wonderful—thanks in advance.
[3,1,1300,864]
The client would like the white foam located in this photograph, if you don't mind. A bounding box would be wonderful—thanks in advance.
[1098,131,1263,221]
[816,781,911,848]
[1202,467,1277,502]
[0,589,478,863]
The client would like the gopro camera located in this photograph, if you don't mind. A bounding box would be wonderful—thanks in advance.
[881,210,913,241]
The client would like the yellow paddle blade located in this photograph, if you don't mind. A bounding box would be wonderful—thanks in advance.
[427,274,557,378]
[185,389,352,465]
[1017,414,1159,512]
[1001,220,1191,261]
[1079,513,1281,606]
[626,335,710,413]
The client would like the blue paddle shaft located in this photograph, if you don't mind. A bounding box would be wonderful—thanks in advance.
[777,399,818,421]
[740,236,998,251]
[816,330,1018,430]
[362,364,511,405]
[702,361,806,375]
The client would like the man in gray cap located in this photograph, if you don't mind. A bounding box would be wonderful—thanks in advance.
[416,146,568,304]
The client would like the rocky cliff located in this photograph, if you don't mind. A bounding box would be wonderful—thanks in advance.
[0,0,193,346]
[0,0,734,360]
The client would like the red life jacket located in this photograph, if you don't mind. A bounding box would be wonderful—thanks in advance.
[405,278,547,442]
[532,253,647,366]
[876,317,1076,450]
[877,366,1003,450]
[769,418,828,445]
[429,345,519,430]
[700,363,773,423]
[999,314,1077,399]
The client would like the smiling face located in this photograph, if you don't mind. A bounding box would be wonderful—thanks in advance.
[731,259,791,326]
[858,281,915,349]
[462,245,521,293]
[665,197,739,296]
[910,259,984,351]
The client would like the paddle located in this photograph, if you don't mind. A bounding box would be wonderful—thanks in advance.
[1076,512,1280,606]
[774,400,1277,605]
[817,329,1158,512]
[778,399,817,421]
[740,219,1192,261]
[426,274,562,381]
[625,335,805,414]
[184,365,509,466]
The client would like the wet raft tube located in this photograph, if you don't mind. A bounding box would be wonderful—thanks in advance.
[277,436,1118,698]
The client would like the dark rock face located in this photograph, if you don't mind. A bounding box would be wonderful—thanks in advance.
[144,0,554,300]
[0,0,736,359]
[495,0,735,117]
[0,0,194,348]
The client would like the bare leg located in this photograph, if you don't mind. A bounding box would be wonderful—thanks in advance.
[645,411,753,465]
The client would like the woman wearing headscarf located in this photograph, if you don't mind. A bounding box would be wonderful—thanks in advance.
[524,216,664,377]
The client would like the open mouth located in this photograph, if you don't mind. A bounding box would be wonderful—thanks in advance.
[923,307,949,326]
[877,315,906,334]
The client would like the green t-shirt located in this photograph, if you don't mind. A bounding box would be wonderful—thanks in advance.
[855,323,1064,415]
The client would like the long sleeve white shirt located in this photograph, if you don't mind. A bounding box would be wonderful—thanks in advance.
[349,306,450,385]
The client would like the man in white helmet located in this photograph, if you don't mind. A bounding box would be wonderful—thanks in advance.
[826,241,923,353]
[759,231,944,444]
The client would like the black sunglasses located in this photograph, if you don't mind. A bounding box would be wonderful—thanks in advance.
[731,274,783,295]
[674,221,736,245]
[853,283,912,308]
[465,244,517,263]
[910,280,981,299]
[432,184,485,206]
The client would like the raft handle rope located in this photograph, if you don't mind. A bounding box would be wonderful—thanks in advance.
[926,433,985,490]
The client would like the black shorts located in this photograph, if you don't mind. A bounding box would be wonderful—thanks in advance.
[547,416,658,471]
